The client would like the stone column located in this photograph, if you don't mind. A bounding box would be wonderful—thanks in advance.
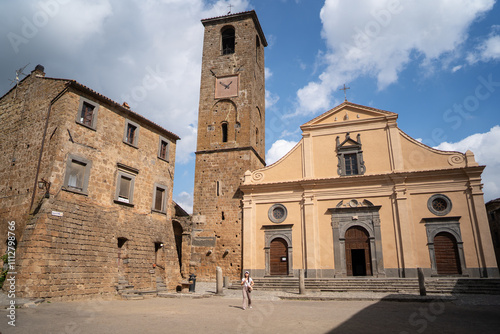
[303,193,319,278]
[391,177,417,277]
[299,269,305,294]
[216,266,223,294]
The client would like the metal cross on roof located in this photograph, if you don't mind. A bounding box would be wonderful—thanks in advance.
[339,84,350,101]
[227,4,233,14]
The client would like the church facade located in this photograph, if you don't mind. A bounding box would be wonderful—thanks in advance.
[240,102,499,278]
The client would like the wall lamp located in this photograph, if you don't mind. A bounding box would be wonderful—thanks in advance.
[37,178,51,198]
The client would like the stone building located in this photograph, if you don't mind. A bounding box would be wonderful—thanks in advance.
[240,101,499,279]
[190,11,267,279]
[0,65,182,299]
[486,198,500,271]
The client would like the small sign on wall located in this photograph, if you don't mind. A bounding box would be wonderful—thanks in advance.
[51,211,63,217]
[281,257,287,262]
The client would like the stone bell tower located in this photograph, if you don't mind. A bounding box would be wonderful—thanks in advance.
[191,10,267,279]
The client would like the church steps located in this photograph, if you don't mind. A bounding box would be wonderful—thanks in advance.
[230,277,500,294]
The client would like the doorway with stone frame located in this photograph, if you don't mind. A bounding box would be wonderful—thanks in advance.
[345,226,372,276]
[263,224,293,277]
[330,203,385,277]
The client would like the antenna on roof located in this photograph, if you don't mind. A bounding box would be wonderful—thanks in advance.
[8,63,29,99]
[227,4,233,15]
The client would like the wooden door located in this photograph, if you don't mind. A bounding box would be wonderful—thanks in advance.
[434,232,461,275]
[345,226,372,276]
[270,238,288,276]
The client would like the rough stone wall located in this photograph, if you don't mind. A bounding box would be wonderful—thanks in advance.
[192,12,266,280]
[17,192,179,299]
[0,70,67,253]
[0,69,182,299]
[191,150,264,280]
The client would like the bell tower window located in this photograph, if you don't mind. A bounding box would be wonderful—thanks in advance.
[222,123,228,143]
[222,27,235,55]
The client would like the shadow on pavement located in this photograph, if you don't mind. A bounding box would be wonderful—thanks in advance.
[326,282,500,334]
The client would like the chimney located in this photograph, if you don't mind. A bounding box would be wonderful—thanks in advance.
[32,64,45,77]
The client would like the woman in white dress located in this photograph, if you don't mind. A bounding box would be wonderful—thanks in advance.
[241,271,254,310]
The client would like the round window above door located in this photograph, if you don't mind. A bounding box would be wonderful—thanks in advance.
[268,204,287,223]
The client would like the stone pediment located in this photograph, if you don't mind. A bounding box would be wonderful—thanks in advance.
[301,101,398,129]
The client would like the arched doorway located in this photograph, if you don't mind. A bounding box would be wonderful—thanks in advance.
[434,232,461,275]
[270,238,288,276]
[345,226,372,276]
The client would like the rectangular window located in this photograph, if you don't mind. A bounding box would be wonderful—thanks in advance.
[344,153,359,175]
[63,154,92,195]
[158,137,169,161]
[67,160,86,191]
[115,165,138,205]
[123,120,139,147]
[152,183,168,213]
[75,97,98,129]
[80,102,94,126]
[118,175,132,203]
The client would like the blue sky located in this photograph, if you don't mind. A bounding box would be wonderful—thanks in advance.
[1,0,499,212]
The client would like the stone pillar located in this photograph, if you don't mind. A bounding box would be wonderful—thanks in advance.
[223,276,229,288]
[216,266,223,295]
[303,193,319,278]
[391,177,417,277]
[417,267,426,296]
[299,269,305,295]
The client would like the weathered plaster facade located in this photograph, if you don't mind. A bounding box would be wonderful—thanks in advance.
[241,102,499,279]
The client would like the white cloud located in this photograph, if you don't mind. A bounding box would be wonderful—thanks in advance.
[452,65,463,73]
[174,191,193,214]
[265,90,280,109]
[296,0,495,115]
[467,27,500,64]
[0,0,251,165]
[265,67,273,79]
[266,139,298,165]
[434,125,500,201]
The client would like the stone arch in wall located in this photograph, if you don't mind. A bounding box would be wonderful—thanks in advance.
[424,218,466,276]
[263,225,293,276]
[211,100,237,144]
[330,205,385,277]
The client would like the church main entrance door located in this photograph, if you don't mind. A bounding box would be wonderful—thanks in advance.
[345,226,372,276]
[434,232,461,275]
[270,238,288,275]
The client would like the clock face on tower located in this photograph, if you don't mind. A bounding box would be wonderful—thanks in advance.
[215,75,238,99]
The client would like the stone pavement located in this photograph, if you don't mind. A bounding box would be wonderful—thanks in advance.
[1,283,500,333]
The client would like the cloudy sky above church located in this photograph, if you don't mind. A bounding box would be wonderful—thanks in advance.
[1,0,499,212]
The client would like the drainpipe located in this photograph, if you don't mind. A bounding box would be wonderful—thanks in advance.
[29,85,69,212]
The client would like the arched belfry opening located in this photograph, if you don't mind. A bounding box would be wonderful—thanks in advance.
[221,26,235,55]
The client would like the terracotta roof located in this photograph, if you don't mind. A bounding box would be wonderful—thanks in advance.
[43,77,180,141]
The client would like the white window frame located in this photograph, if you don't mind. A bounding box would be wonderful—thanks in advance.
[62,154,92,195]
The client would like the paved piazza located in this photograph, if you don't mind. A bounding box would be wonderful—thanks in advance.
[1,293,500,334]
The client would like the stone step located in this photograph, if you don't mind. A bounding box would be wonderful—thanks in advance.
[121,294,144,300]
[228,277,500,294]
